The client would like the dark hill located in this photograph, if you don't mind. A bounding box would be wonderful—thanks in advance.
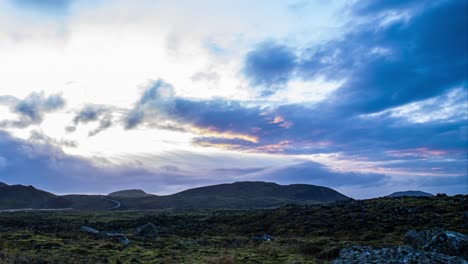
[386,190,434,197]
[175,181,349,203]
[62,195,120,210]
[112,181,350,210]
[0,182,7,187]
[108,189,153,198]
[0,185,71,209]
[0,181,349,210]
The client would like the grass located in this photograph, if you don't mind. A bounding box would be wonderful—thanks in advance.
[0,195,465,263]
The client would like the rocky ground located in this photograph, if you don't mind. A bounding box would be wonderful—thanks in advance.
[0,195,466,263]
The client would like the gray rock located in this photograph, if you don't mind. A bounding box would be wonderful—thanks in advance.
[80,226,101,235]
[332,245,467,264]
[133,223,158,238]
[405,229,468,257]
[80,226,131,245]
[104,232,131,245]
[253,234,273,242]
[334,229,468,264]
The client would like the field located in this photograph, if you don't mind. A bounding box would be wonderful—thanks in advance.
[0,195,466,264]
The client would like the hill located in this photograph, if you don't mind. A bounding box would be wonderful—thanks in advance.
[62,195,120,210]
[175,181,348,203]
[108,189,153,198]
[0,185,71,210]
[108,181,350,210]
[0,181,350,210]
[386,190,434,197]
[0,182,7,187]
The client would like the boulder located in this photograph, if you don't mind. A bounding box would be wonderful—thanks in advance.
[252,234,273,242]
[133,223,158,238]
[405,229,468,258]
[332,245,467,264]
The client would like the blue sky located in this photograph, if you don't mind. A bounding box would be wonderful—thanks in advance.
[0,0,466,198]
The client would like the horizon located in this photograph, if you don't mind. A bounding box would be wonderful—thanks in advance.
[0,0,467,199]
[0,180,449,199]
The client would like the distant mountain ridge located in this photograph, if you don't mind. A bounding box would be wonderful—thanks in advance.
[108,189,153,198]
[386,190,434,197]
[174,181,348,203]
[0,184,71,210]
[0,182,7,187]
[0,181,350,210]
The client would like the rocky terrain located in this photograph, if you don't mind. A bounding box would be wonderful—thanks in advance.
[0,194,465,263]
[333,229,467,263]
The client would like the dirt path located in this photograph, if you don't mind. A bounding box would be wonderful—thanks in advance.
[100,196,121,209]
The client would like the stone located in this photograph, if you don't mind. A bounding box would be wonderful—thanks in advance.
[405,229,468,258]
[253,234,273,242]
[80,226,101,235]
[332,245,467,264]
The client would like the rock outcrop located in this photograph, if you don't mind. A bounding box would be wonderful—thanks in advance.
[405,229,467,258]
[333,229,468,264]
[332,245,466,264]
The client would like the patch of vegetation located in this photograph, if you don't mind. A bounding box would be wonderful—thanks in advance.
[0,195,465,263]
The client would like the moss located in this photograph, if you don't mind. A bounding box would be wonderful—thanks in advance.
[0,195,465,263]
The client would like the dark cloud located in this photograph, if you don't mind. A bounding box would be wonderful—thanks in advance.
[124,79,264,133]
[124,80,175,129]
[0,131,223,194]
[124,81,466,175]
[29,130,77,148]
[69,105,114,136]
[417,175,467,188]
[88,115,112,137]
[263,161,389,188]
[243,42,297,91]
[215,167,267,175]
[72,105,105,124]
[243,0,467,114]
[0,130,464,197]
[0,92,65,128]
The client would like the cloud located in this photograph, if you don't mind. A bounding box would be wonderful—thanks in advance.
[0,92,65,128]
[122,80,466,179]
[88,115,112,137]
[72,105,106,124]
[29,130,77,148]
[263,161,390,188]
[0,130,464,197]
[69,104,114,136]
[191,71,220,84]
[0,131,224,194]
[242,0,467,114]
[243,41,297,93]
[124,80,175,129]
[124,79,265,138]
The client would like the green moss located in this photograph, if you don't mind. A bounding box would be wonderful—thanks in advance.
[0,195,465,263]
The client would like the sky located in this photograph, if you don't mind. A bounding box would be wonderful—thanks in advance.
[0,0,466,198]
